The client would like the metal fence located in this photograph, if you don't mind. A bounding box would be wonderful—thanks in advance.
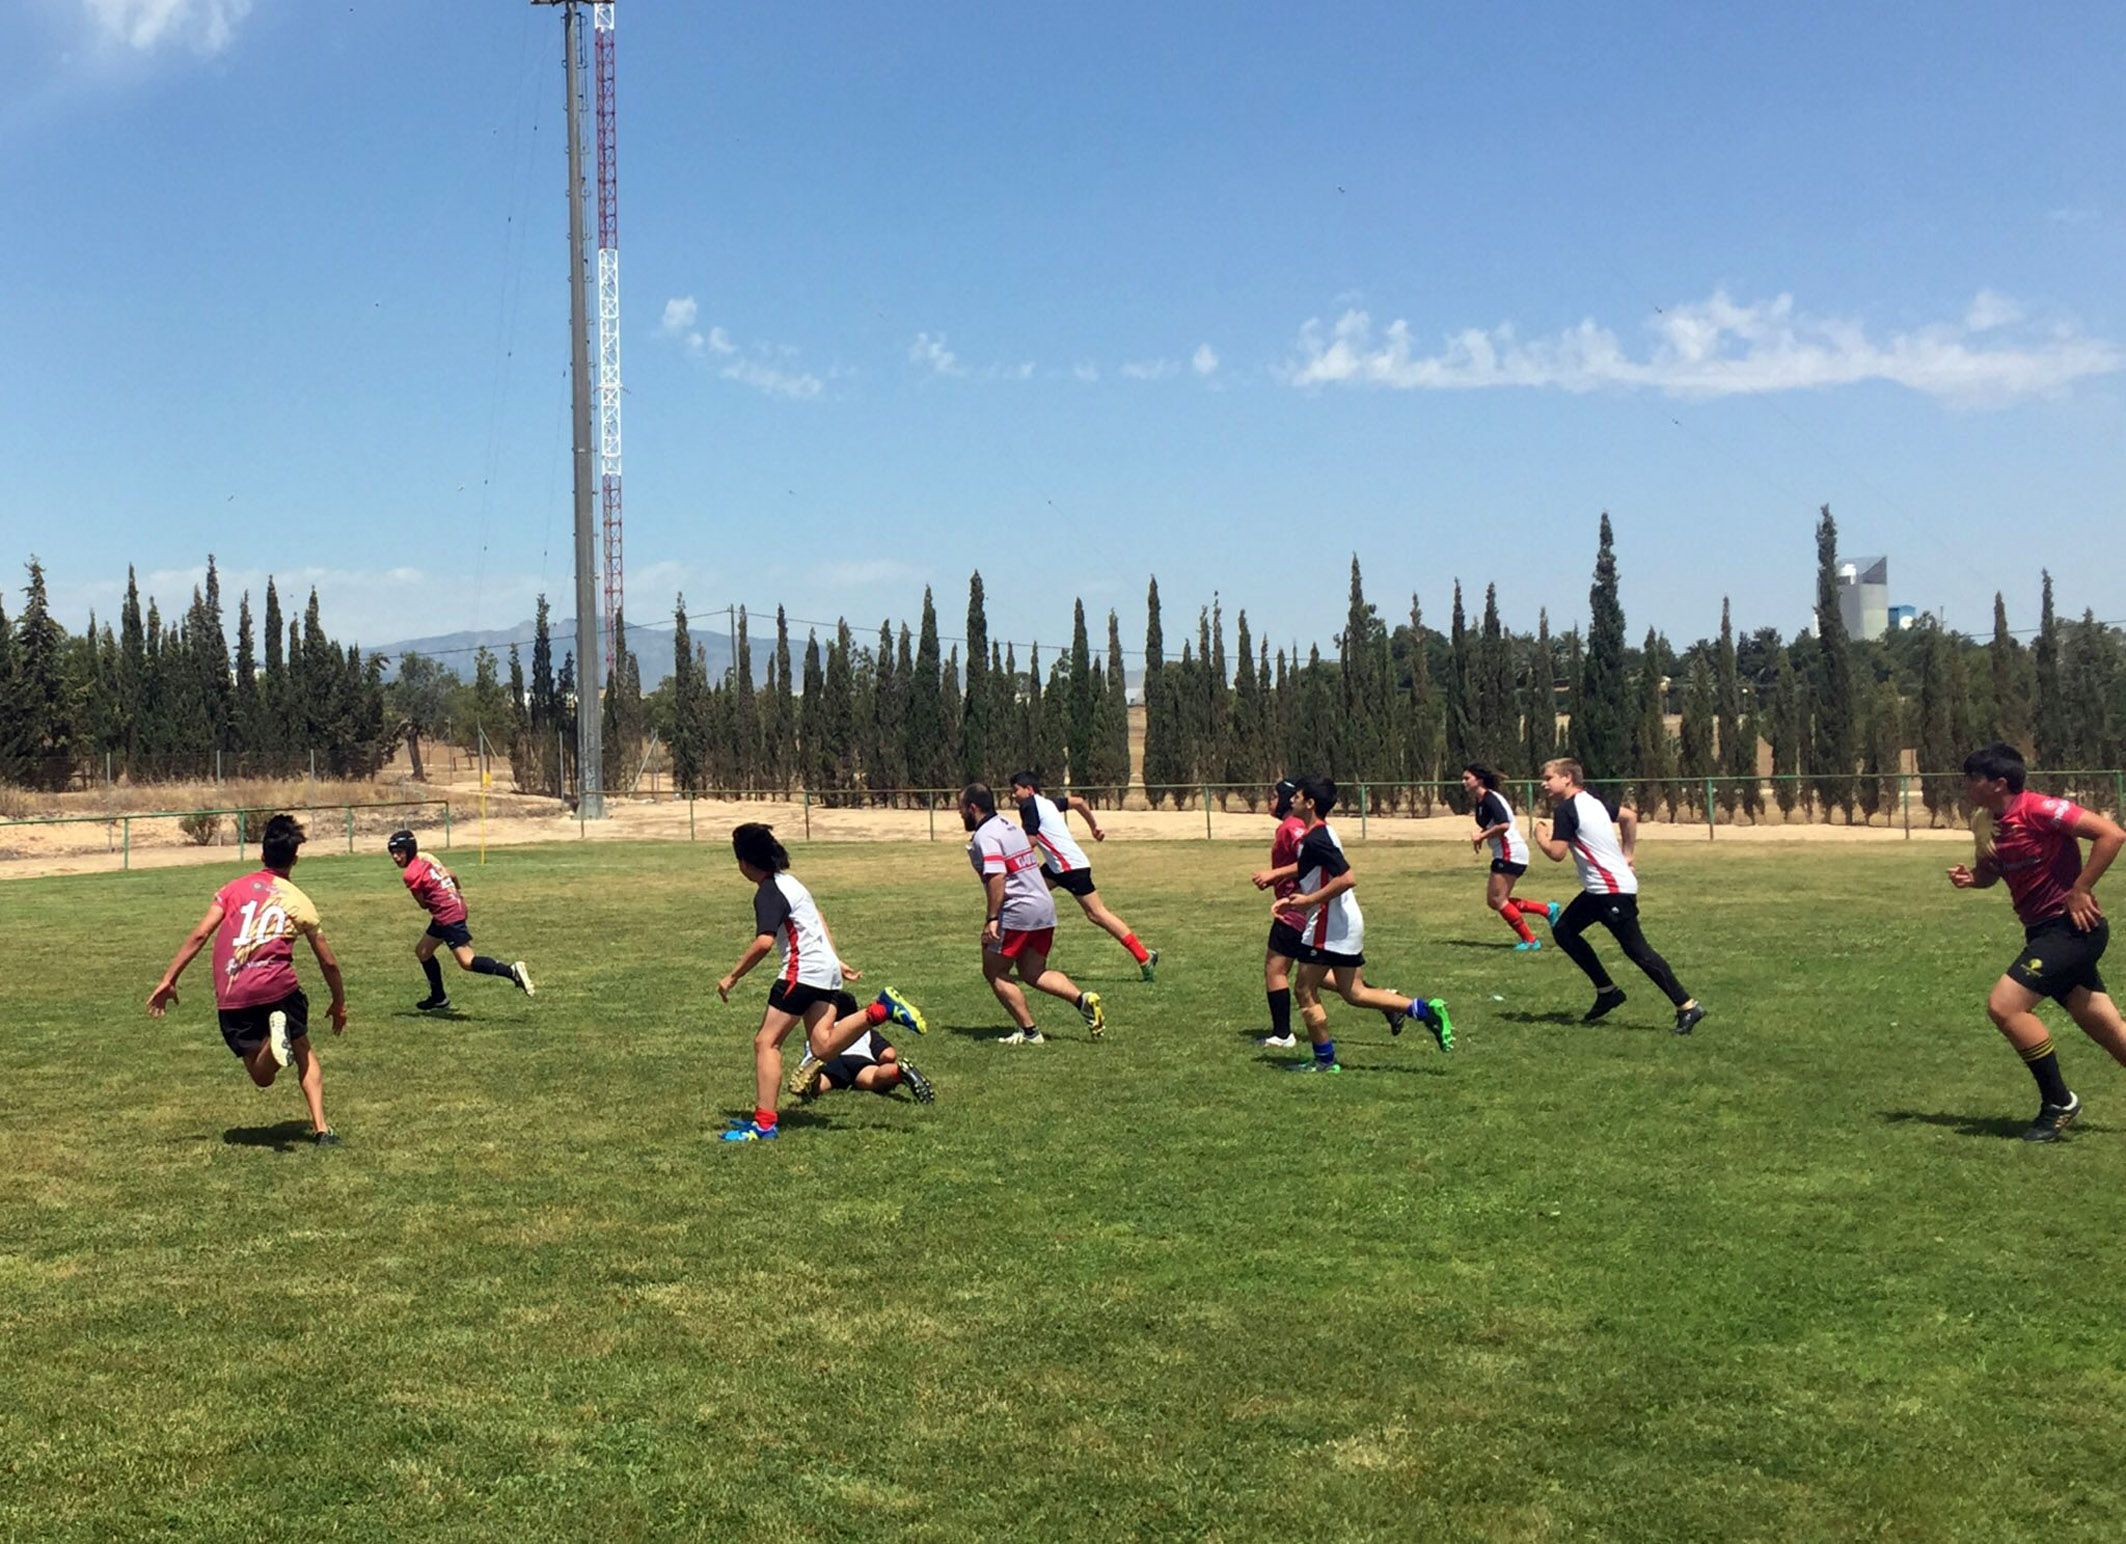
[0,798,454,872]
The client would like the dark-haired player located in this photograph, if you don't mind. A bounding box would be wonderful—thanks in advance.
[791,990,936,1105]
[1008,771,1158,981]
[1280,775,1451,1071]
[717,822,927,1141]
[1461,762,1554,951]
[146,814,348,1145]
[1250,777,1308,1047]
[1950,741,2126,1141]
[962,782,1105,1045]
[1532,758,1705,1034]
[387,829,533,1011]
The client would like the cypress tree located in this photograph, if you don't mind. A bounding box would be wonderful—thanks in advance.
[1916,621,1957,823]
[1632,628,1675,817]
[1104,611,1131,800]
[233,591,258,763]
[907,588,945,791]
[1405,594,1443,807]
[1038,652,1068,782]
[200,556,231,751]
[1579,514,1631,782]
[871,621,906,802]
[1521,609,1554,780]
[733,607,759,792]
[531,594,559,794]
[1990,592,2030,755]
[1767,640,1801,818]
[1680,654,1717,814]
[1445,581,1473,800]
[800,631,827,794]
[670,598,703,793]
[506,643,528,781]
[1174,638,1200,787]
[1231,610,1261,796]
[2033,572,2064,767]
[1714,599,1746,817]
[1142,578,1171,806]
[1068,599,1095,784]
[2065,611,2118,783]
[1478,582,1514,770]
[556,650,578,790]
[825,621,857,798]
[12,560,72,786]
[940,645,963,784]
[1024,642,1046,781]
[1208,596,1232,791]
[1560,627,1583,761]
[766,607,795,792]
[120,567,148,767]
[1811,505,1858,820]
[962,571,991,784]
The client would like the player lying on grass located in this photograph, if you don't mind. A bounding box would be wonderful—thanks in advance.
[790,990,935,1105]
[146,813,348,1146]
[716,822,926,1142]
[1950,741,2126,1142]
[962,781,1105,1045]
[1250,777,1308,1047]
[1008,770,1159,981]
[1531,758,1706,1035]
[1462,762,1555,951]
[386,829,534,1011]
[1278,775,1451,1072]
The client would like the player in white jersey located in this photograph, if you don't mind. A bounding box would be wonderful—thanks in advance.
[715,824,927,1141]
[1531,759,1706,1034]
[1461,763,1556,952]
[1280,776,1451,1071]
[1008,771,1159,981]
[961,782,1106,1045]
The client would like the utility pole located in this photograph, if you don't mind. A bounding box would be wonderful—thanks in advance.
[535,0,604,816]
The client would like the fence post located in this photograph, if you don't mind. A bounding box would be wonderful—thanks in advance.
[307,749,316,807]
[237,810,247,862]
[688,794,696,841]
[123,816,130,872]
[1705,778,1715,840]
[1901,773,1911,840]
[927,791,936,842]
[444,801,452,849]
[804,787,812,841]
[106,751,113,788]
[2115,771,2123,821]
[1203,784,1212,839]
[346,805,354,854]
[1361,783,1369,841]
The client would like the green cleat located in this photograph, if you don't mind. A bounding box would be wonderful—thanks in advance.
[1140,949,1159,983]
[1426,998,1454,1052]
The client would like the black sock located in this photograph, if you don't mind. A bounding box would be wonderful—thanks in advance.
[1267,987,1292,1037]
[471,955,515,980]
[2021,1037,2072,1107]
[422,957,445,997]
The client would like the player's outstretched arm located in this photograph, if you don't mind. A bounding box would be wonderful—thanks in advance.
[1617,806,1639,865]
[1251,861,1298,890]
[147,902,223,1017]
[718,934,775,1002]
[308,931,350,1033]
[2067,808,2125,929]
[1064,795,1106,842]
[1531,823,1569,863]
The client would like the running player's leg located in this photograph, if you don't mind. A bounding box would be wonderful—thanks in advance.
[2063,985,2126,1067]
[808,993,897,1062]
[747,1003,807,1125]
[1291,961,1337,1068]
[1988,974,2077,1117]
[1488,870,1536,944]
[1326,965,1452,1047]
[1552,894,1627,1019]
[1598,897,1695,1008]
[1264,942,1297,1046]
[239,1039,279,1088]
[1016,944,1105,1036]
[450,941,519,985]
[290,1033,328,1134]
[984,948,1039,1032]
[415,931,447,1005]
[1077,888,1152,966]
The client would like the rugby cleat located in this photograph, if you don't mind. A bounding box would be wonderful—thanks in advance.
[899,1061,935,1104]
[876,986,927,1036]
[1546,901,1561,928]
[1384,993,1408,1037]
[2023,1091,2081,1143]
[1673,1001,1707,1036]
[1000,1029,1046,1046]
[313,1128,341,1148]
[1582,987,1627,1024]
[267,1009,296,1069]
[1289,1058,1340,1074]
[1259,1032,1298,1048]
[415,994,451,1013]
[1515,939,1542,952]
[512,961,536,997]
[1425,998,1454,1052]
[785,1054,826,1102]
[1077,991,1106,1040]
[1140,949,1159,983]
[720,1120,779,1143]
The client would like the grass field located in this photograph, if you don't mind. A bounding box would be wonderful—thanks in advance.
[7,834,2126,1540]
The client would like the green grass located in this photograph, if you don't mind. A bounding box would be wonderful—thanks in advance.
[6,836,2126,1540]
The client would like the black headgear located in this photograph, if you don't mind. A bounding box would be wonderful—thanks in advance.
[387,829,418,858]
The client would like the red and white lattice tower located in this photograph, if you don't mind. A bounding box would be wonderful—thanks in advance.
[593,2,623,670]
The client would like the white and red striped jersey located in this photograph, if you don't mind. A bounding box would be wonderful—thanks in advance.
[1019,793,1091,874]
[1551,790,1638,896]
[1475,789,1530,866]
[968,814,1058,931]
[752,872,842,989]
[1296,821,1366,956]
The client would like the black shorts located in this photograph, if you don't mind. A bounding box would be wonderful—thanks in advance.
[820,1033,892,1088]
[2006,917,2109,1005]
[1490,859,1528,878]
[767,979,845,1016]
[1297,945,1365,970]
[218,989,308,1058]
[1045,868,1097,898]
[1268,920,1309,960]
[425,919,474,949]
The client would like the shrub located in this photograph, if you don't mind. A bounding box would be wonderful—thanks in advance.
[178,811,221,846]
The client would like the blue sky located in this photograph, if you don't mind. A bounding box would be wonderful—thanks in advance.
[5,0,2122,665]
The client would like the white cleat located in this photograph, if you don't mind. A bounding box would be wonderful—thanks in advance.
[513,961,536,997]
[267,1010,295,1069]
[1000,1030,1046,1046]
[1259,1032,1298,1048]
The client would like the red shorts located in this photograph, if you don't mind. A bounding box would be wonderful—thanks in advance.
[993,926,1055,961]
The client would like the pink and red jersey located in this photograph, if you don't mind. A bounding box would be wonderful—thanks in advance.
[1270,813,1308,930]
[402,854,469,925]
[1991,790,2089,926]
[210,869,323,1010]
[969,813,1058,932]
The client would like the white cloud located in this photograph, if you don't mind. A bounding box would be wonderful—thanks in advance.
[1284,289,2122,405]
[2048,206,2099,227]
[658,315,823,397]
[1072,362,1100,383]
[909,331,963,377]
[83,0,252,55]
[1963,290,2022,332]
[719,356,823,400]
[1191,343,1220,378]
[1120,358,1178,381]
[659,296,698,334]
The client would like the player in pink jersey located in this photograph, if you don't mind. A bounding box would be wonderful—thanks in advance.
[1249,778,1309,1047]
[1950,742,2126,1141]
[387,829,534,1011]
[145,814,348,1145]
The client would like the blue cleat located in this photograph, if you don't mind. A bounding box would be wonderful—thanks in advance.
[1515,939,1542,952]
[1546,901,1561,928]
[876,986,928,1036]
[720,1120,779,1143]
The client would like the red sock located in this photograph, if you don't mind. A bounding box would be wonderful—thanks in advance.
[1501,908,1536,943]
[1513,899,1550,918]
[754,1107,777,1129]
[1121,932,1150,965]
[865,1000,888,1024]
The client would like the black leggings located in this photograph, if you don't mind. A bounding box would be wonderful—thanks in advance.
[1552,892,1691,1007]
